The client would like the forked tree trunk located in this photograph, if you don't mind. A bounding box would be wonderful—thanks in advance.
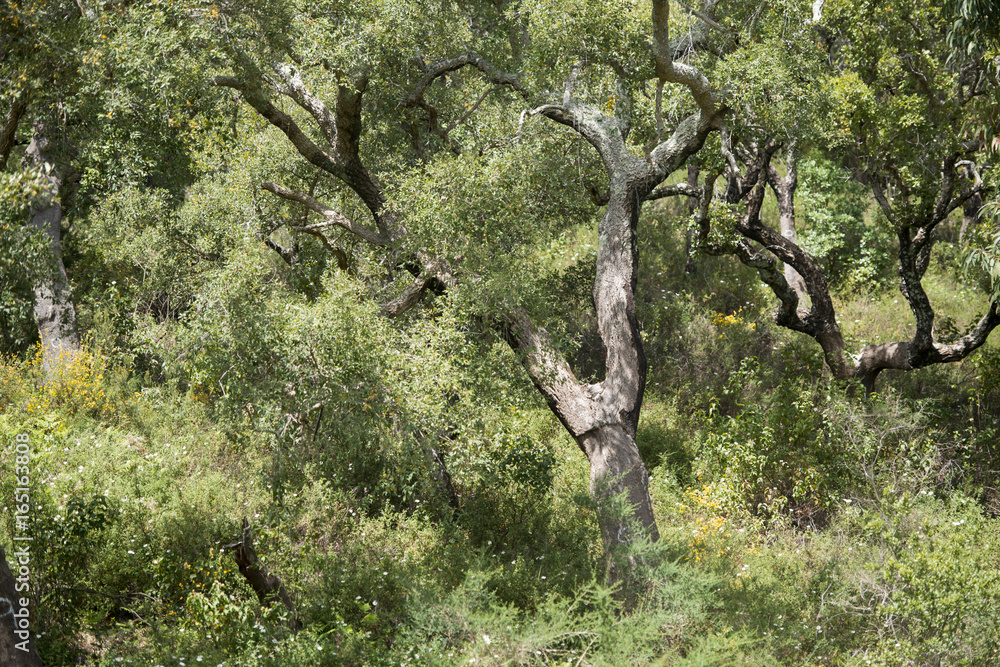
[222,0,718,567]
[724,149,997,395]
[510,91,716,561]
[26,123,80,373]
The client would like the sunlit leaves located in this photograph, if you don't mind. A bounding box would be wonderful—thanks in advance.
[390,131,595,309]
[520,0,650,82]
[964,203,1000,304]
[0,169,49,353]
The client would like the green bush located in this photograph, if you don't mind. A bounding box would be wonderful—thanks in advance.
[695,371,845,529]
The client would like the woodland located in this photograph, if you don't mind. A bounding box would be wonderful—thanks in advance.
[1,0,1000,664]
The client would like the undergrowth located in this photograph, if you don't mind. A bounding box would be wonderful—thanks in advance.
[2,210,999,666]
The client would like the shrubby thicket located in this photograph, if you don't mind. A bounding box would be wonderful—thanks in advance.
[2,0,999,665]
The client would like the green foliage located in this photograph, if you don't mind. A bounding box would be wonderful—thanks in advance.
[5,1,1000,666]
[818,0,998,220]
[964,201,1000,303]
[696,369,845,529]
[883,511,1000,663]
[0,170,48,354]
[797,158,894,291]
[944,0,1000,57]
[392,141,594,300]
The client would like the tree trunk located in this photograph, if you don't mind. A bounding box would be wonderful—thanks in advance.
[767,157,807,301]
[712,145,857,383]
[224,518,300,630]
[960,190,981,244]
[504,305,659,554]
[580,424,658,547]
[586,183,658,547]
[0,545,43,667]
[505,181,661,561]
[684,161,699,274]
[26,123,80,373]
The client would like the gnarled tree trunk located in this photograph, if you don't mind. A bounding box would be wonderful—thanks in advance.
[585,184,656,545]
[511,56,719,557]
[709,145,996,395]
[221,0,722,567]
[26,123,80,373]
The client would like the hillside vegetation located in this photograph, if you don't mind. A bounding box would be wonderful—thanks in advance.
[2,0,1000,665]
[3,203,1000,665]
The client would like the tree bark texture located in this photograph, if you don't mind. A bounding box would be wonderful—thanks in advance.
[766,158,807,301]
[0,545,43,667]
[26,123,80,374]
[700,144,854,382]
[224,518,299,629]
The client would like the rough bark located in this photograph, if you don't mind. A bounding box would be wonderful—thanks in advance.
[511,45,718,552]
[852,301,1000,392]
[849,159,997,390]
[766,153,807,301]
[26,123,80,373]
[224,518,299,629]
[845,157,995,389]
[261,181,386,246]
[700,144,854,380]
[0,545,43,667]
[503,0,723,553]
[379,259,454,318]
[216,69,461,316]
[503,310,659,547]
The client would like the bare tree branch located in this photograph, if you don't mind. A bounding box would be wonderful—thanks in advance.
[586,181,702,206]
[646,182,703,201]
[501,309,596,439]
[259,234,297,266]
[403,53,526,157]
[380,259,454,318]
[213,76,342,176]
[270,64,339,146]
[407,52,528,104]
[261,181,387,246]
[651,0,721,117]
[224,518,299,630]
[675,0,730,36]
